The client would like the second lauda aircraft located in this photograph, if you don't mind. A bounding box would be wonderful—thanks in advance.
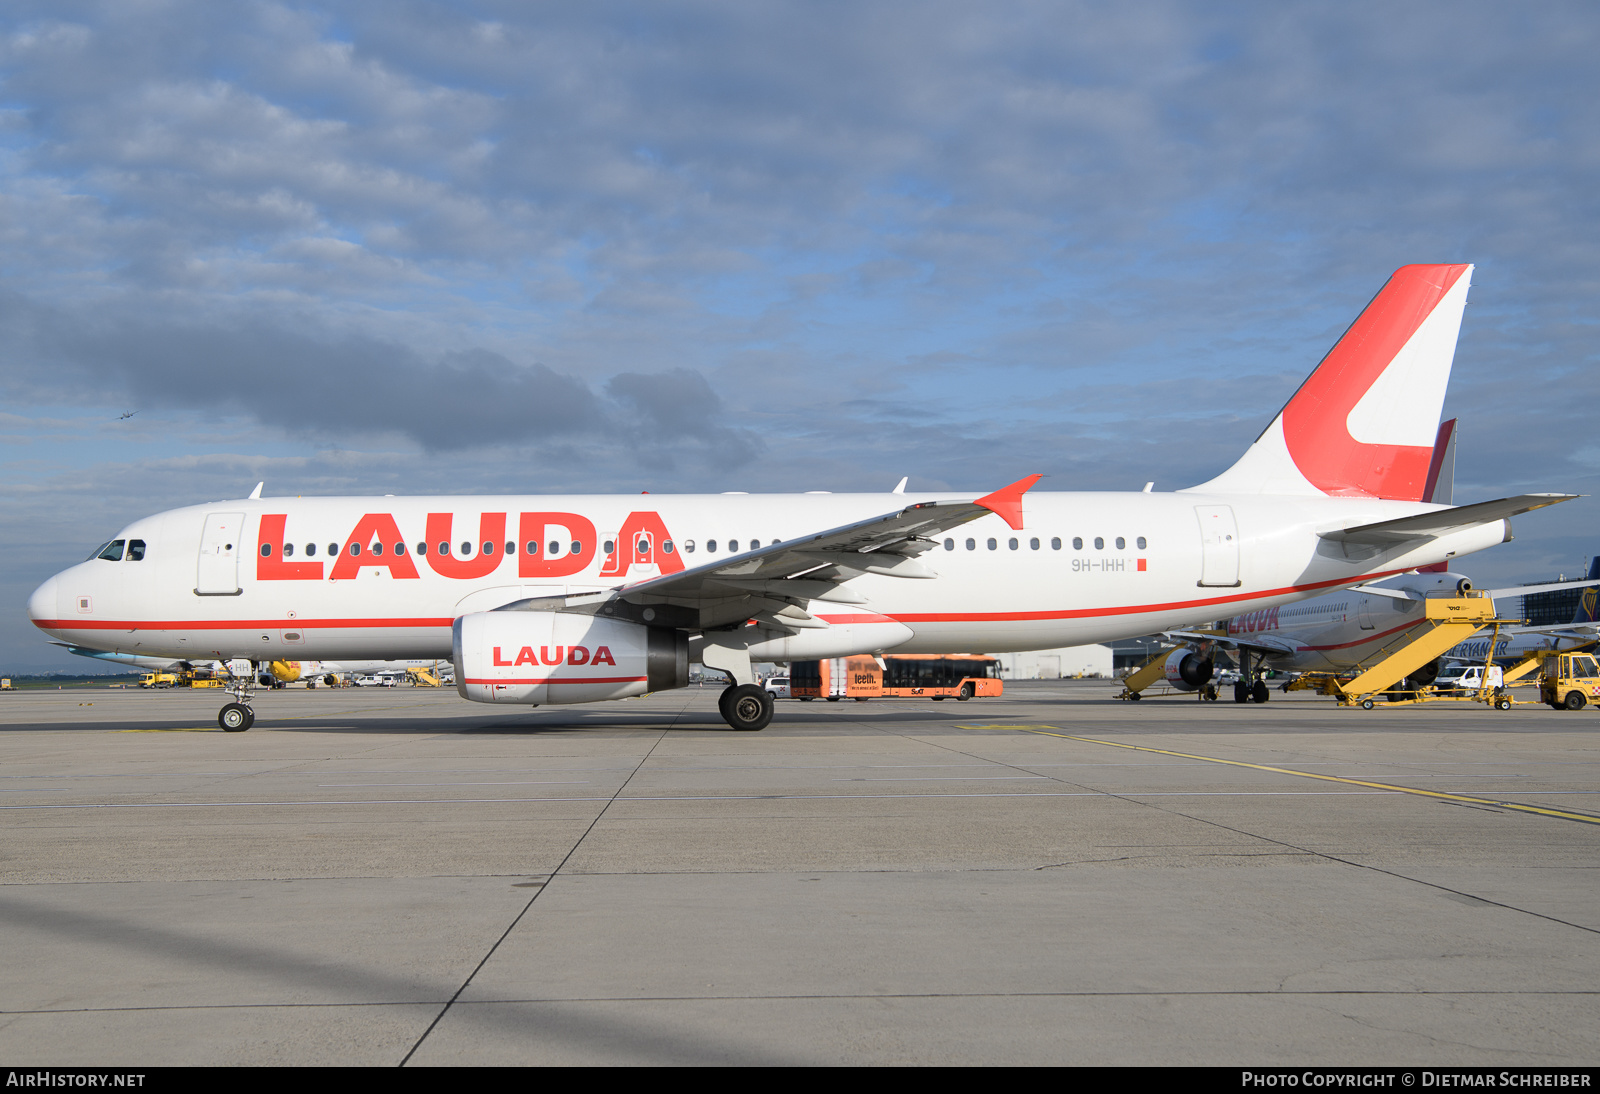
[28,263,1577,730]
[1193,556,1600,702]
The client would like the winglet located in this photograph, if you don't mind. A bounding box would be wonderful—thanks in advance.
[975,474,1043,530]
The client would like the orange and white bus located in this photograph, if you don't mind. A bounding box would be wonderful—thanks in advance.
[789,654,1003,701]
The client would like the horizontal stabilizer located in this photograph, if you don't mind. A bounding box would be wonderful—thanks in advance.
[1320,494,1577,546]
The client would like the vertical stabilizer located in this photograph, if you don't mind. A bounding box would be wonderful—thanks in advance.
[1186,264,1472,499]
[1575,558,1600,625]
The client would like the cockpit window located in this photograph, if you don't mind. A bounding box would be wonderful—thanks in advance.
[87,541,113,560]
[126,539,146,561]
[97,540,126,562]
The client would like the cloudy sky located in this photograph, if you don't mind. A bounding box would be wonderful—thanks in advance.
[3,1,1598,670]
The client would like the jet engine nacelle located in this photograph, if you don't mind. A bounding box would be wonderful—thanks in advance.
[1163,648,1214,692]
[261,659,303,686]
[453,610,688,705]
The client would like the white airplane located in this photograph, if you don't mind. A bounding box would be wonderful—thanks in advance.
[1173,566,1600,703]
[50,641,434,687]
[27,263,1578,731]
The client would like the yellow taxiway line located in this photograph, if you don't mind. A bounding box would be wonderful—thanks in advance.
[959,725,1600,827]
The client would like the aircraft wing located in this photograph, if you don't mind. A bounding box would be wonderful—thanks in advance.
[1320,494,1577,546]
[497,475,1042,632]
[1162,629,1302,656]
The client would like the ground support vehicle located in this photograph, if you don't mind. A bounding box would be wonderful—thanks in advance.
[1116,637,1223,701]
[1285,599,1525,710]
[139,672,177,688]
[1537,651,1600,710]
[789,655,1002,702]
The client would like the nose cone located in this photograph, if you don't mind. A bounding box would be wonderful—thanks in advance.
[27,574,59,630]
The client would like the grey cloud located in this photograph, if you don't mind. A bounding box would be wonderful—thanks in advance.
[606,367,764,469]
[0,293,765,461]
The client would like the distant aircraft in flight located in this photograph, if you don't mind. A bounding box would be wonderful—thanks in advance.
[30,264,1579,731]
[117,411,137,420]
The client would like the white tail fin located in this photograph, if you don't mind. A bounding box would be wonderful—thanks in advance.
[1188,264,1472,499]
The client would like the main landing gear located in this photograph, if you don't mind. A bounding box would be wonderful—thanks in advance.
[1232,650,1271,705]
[719,684,774,731]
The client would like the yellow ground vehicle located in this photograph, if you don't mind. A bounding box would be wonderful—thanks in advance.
[407,666,442,687]
[1,678,11,690]
[140,672,178,689]
[1539,652,1600,710]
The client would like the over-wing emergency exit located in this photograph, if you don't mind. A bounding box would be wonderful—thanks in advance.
[28,264,1579,731]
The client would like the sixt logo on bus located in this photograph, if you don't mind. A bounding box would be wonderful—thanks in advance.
[255,512,684,582]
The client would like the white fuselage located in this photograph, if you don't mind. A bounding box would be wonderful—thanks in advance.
[1225,571,1591,675]
[29,490,1507,666]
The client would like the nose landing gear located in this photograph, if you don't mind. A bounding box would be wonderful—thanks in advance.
[217,666,256,732]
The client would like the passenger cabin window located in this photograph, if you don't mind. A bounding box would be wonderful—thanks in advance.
[682,540,694,553]
[1072,537,1083,550]
[259,544,272,557]
[1029,538,1039,550]
[526,541,539,555]
[282,543,294,557]
[482,541,494,555]
[506,542,515,555]
[663,540,675,553]
[371,542,383,555]
[1137,536,1146,549]
[944,539,954,550]
[1051,537,1061,550]
[395,542,406,555]
[415,543,426,555]
[966,538,976,551]
[707,540,718,552]
[327,543,338,557]
[349,543,361,556]
[727,540,739,552]
[459,541,472,556]
[987,538,997,550]
[1115,537,1125,549]
[571,541,582,555]
[1094,537,1104,550]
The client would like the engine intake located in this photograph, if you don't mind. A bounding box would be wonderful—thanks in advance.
[1163,648,1215,691]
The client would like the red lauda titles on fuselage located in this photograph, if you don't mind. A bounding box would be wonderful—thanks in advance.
[255,511,687,581]
[1229,606,1281,635]
[492,645,617,667]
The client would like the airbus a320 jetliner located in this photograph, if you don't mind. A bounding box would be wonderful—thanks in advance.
[27,264,1576,731]
[1188,557,1600,703]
